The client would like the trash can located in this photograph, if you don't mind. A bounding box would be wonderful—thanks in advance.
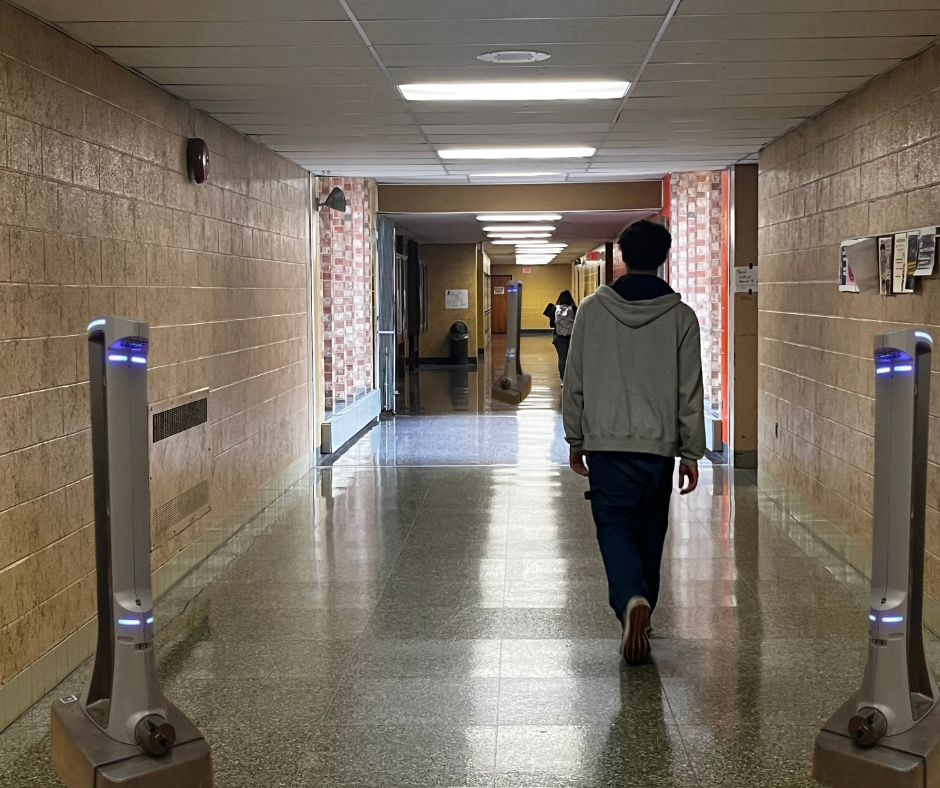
[449,321,469,365]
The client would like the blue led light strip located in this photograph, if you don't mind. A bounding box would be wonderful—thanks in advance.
[876,366,891,375]
[117,618,140,626]
[108,354,128,362]
[131,356,147,365]
[895,365,913,372]
[882,615,904,624]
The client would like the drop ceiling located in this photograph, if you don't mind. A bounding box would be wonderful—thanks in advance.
[13,0,940,183]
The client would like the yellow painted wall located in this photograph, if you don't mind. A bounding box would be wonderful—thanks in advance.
[492,264,575,330]
[421,244,479,359]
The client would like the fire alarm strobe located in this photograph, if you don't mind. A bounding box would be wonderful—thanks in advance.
[50,316,212,788]
[187,138,210,184]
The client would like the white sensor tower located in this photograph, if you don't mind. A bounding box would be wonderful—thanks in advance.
[492,281,532,405]
[51,316,212,788]
[814,328,940,788]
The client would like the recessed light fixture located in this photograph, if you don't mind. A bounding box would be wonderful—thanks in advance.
[477,51,551,64]
[492,239,551,245]
[486,233,554,239]
[478,214,563,223]
[400,82,628,102]
[469,173,562,180]
[440,147,595,160]
[482,225,556,233]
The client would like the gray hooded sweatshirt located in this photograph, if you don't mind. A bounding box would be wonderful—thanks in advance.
[562,284,706,466]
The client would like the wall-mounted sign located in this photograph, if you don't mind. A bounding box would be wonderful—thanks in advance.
[586,250,601,262]
[733,266,758,294]
[445,289,468,309]
[522,267,532,274]
[493,287,505,295]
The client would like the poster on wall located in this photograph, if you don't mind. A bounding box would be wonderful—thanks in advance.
[877,235,894,295]
[915,227,937,276]
[445,289,468,309]
[906,231,920,289]
[841,237,878,294]
[893,232,913,293]
[839,239,860,292]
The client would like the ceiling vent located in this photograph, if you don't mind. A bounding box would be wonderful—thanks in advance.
[477,51,550,64]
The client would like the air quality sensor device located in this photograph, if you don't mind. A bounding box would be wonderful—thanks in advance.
[51,316,212,788]
[814,328,940,788]
[492,280,532,405]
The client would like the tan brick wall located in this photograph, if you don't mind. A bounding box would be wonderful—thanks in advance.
[758,43,940,594]
[0,2,311,689]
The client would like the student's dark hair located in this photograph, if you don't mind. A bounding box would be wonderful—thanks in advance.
[618,219,672,272]
[556,290,575,306]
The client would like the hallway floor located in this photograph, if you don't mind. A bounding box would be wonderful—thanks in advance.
[0,336,929,787]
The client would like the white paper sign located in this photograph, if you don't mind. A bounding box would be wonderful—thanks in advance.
[734,267,758,293]
[493,287,505,295]
[445,289,468,309]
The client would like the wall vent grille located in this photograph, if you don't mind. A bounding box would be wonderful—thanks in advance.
[153,398,207,443]
[153,480,209,538]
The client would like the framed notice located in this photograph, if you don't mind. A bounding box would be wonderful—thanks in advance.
[493,286,505,295]
[445,289,468,309]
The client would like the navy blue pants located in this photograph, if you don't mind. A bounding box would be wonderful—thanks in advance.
[587,452,676,619]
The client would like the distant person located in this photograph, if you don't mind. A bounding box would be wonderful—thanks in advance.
[563,219,705,665]
[542,290,577,385]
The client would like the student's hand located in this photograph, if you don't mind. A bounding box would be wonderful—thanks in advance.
[678,463,699,495]
[570,451,589,477]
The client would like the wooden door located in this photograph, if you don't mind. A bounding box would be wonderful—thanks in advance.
[491,275,511,334]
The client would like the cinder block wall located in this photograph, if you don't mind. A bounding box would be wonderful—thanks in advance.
[0,0,312,718]
[758,44,940,591]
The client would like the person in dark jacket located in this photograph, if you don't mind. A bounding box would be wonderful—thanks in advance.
[543,290,577,384]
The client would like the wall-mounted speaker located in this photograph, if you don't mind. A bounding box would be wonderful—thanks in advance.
[187,138,210,184]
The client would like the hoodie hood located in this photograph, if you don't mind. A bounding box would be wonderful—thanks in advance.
[592,285,682,328]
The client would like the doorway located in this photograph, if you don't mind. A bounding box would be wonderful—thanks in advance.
[491,275,511,334]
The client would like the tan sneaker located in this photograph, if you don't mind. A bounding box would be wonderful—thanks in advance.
[621,596,651,665]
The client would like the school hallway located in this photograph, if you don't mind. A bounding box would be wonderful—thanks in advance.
[0,335,917,788]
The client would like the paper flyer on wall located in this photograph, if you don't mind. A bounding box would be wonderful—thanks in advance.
[893,232,913,293]
[877,235,894,295]
[914,227,937,276]
[907,230,920,286]
[839,239,859,292]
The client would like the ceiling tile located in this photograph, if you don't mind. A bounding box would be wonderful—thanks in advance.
[679,0,940,13]
[60,20,363,46]
[361,18,665,46]
[16,0,347,21]
[632,77,870,97]
[138,66,389,86]
[376,42,650,67]
[653,36,934,62]
[642,60,898,81]
[169,85,400,102]
[348,0,673,20]
[100,45,377,69]
[663,12,940,40]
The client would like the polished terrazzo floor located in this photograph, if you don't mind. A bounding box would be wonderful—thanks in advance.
[2,336,934,787]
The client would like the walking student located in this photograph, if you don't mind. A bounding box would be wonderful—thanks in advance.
[562,219,705,665]
[542,290,577,385]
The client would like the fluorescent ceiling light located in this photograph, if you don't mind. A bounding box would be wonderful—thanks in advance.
[400,81,629,102]
[440,147,595,161]
[492,239,551,245]
[482,225,556,233]
[478,214,563,222]
[470,173,562,180]
[486,233,553,239]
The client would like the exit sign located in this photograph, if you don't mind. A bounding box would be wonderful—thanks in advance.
[586,250,601,261]
[522,267,532,273]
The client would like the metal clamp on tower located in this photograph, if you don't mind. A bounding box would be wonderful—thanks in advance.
[492,280,532,405]
[814,328,938,788]
[51,316,213,788]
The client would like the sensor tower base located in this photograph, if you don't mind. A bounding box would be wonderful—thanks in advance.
[814,695,940,786]
[52,697,212,788]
